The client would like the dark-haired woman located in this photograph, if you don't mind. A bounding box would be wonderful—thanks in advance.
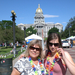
[44,33,75,75]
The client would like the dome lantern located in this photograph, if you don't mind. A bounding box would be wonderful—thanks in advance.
[36,4,42,13]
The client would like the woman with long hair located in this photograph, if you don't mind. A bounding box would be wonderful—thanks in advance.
[44,33,75,75]
[11,40,46,75]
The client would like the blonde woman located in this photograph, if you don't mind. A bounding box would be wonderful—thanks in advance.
[11,40,46,75]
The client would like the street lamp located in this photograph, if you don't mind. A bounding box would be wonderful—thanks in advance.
[11,10,16,57]
[24,25,26,48]
[4,22,7,48]
[24,25,26,39]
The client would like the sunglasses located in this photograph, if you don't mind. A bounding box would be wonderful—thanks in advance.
[49,42,59,47]
[29,46,41,51]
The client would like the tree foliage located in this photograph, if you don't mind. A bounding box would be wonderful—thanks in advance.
[61,16,75,38]
[48,27,59,35]
[26,26,37,37]
[0,20,25,44]
[15,26,24,43]
[0,20,13,30]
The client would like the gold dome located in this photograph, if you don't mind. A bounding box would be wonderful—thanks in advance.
[36,4,42,13]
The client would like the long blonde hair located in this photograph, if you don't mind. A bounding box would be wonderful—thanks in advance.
[24,40,43,60]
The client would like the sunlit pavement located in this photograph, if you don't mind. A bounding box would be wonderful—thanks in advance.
[64,46,75,75]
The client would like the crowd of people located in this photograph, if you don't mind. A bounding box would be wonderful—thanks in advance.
[11,33,75,75]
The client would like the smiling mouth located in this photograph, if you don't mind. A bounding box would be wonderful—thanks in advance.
[32,52,36,55]
[52,48,54,50]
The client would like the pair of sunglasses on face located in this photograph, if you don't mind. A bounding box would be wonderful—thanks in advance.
[29,46,41,51]
[49,42,59,47]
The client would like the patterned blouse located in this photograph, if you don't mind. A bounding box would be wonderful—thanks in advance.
[14,57,46,75]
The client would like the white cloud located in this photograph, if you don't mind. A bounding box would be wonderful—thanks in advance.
[44,14,59,18]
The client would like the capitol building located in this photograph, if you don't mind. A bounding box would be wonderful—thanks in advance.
[17,4,63,38]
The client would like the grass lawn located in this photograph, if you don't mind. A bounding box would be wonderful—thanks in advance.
[0,46,25,60]
[0,47,13,54]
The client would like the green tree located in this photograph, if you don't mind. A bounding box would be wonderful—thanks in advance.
[26,26,37,37]
[0,20,13,45]
[0,27,4,44]
[48,27,59,35]
[0,20,13,30]
[70,23,75,36]
[62,17,75,38]
[15,26,24,43]
[0,20,25,45]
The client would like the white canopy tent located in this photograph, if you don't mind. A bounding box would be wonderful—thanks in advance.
[25,34,42,40]
[66,36,75,40]
[25,34,44,50]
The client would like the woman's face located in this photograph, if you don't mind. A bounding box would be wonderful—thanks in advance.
[49,39,59,53]
[29,44,41,60]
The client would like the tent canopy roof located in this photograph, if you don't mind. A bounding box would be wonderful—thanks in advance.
[66,36,75,39]
[25,34,42,40]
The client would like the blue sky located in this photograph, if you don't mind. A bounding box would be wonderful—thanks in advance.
[0,0,75,30]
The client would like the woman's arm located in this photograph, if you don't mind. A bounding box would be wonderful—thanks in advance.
[63,51,75,75]
[57,48,75,75]
[11,68,21,75]
[19,54,25,60]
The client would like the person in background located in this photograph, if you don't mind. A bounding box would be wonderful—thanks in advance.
[68,39,71,47]
[19,33,75,75]
[11,40,46,75]
[70,39,73,48]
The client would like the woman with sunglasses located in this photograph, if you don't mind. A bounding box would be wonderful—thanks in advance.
[11,40,46,75]
[44,33,75,75]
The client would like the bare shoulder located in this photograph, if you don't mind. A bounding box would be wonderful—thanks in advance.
[64,51,74,62]
[64,51,71,57]
[61,51,73,65]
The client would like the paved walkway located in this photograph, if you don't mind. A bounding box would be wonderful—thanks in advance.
[64,46,75,75]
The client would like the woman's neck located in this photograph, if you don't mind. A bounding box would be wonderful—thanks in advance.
[51,52,56,57]
[48,50,57,58]
[33,60,38,65]
[30,56,38,60]
[30,57,39,65]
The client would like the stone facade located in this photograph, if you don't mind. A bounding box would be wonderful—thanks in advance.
[17,4,63,38]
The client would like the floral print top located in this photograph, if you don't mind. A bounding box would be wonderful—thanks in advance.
[14,57,46,75]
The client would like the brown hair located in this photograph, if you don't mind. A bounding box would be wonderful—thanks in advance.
[47,33,62,52]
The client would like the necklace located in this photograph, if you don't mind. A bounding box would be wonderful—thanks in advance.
[46,52,59,75]
[29,56,45,75]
